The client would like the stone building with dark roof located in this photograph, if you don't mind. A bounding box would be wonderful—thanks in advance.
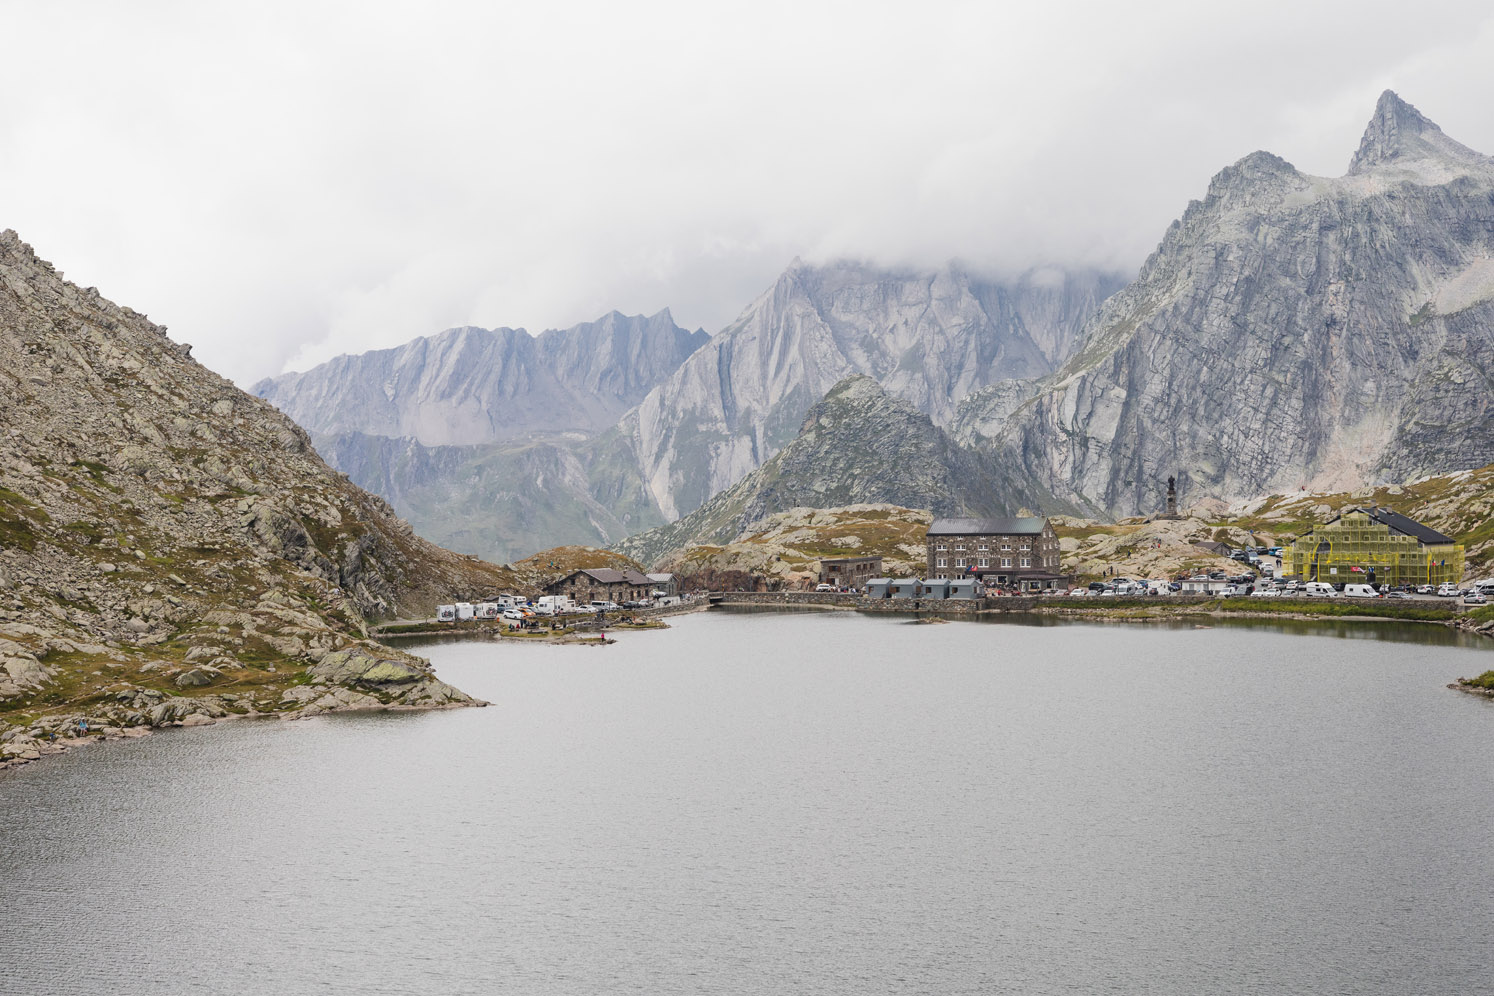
[544,567,654,604]
[925,516,1065,590]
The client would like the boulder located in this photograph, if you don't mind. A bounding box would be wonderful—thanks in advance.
[174,668,216,688]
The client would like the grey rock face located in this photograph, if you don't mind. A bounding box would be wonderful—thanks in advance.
[315,427,664,564]
[618,376,1075,566]
[620,261,1124,520]
[984,91,1494,516]
[254,310,708,447]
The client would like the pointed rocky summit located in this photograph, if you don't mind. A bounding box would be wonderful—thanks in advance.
[1348,90,1487,174]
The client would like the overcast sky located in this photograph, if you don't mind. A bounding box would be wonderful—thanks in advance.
[6,1,1494,384]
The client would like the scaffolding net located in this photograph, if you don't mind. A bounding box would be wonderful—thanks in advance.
[1281,510,1464,586]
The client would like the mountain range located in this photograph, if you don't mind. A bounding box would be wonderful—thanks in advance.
[252,91,1494,567]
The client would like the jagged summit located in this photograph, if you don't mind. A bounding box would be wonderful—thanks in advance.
[1348,90,1487,175]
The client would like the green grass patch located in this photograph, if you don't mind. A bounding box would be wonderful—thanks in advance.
[1461,670,1494,690]
[1213,598,1458,621]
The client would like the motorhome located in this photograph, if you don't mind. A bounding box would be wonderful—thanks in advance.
[1342,584,1378,598]
[436,604,457,622]
[475,602,500,619]
[1303,582,1339,597]
[535,595,574,615]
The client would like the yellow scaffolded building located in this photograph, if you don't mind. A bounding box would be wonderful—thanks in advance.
[1281,507,1464,586]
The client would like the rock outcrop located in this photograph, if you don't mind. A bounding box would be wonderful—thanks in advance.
[983,91,1494,515]
[619,261,1123,519]
[254,310,707,447]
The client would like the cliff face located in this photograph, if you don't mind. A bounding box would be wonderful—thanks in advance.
[314,427,664,565]
[253,310,708,447]
[987,91,1494,515]
[618,261,1124,519]
[617,376,1072,567]
[0,230,528,742]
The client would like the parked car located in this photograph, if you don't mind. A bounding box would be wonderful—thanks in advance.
[815,583,834,592]
[1383,591,1411,599]
[1437,583,1459,597]
[587,600,621,612]
[1416,585,1435,594]
[1465,592,1489,605]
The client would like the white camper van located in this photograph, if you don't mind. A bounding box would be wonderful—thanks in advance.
[475,602,500,619]
[454,602,475,621]
[1342,584,1378,598]
[1303,582,1340,597]
[436,604,457,622]
[534,595,573,616]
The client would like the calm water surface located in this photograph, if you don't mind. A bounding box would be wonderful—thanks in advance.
[3,611,1493,995]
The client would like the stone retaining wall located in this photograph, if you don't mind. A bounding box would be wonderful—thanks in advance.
[707,592,1216,614]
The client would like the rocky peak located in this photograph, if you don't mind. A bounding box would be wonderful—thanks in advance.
[1347,90,1487,175]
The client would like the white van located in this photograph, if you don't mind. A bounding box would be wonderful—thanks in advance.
[1303,582,1340,597]
[1342,584,1378,598]
[475,602,500,619]
[436,604,457,622]
[455,602,475,621]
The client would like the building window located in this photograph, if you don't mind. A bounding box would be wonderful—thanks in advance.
[1021,557,1031,568]
[936,558,946,568]
[979,557,989,567]
[1001,542,1011,551]
[936,543,947,551]
[956,558,966,568]
[1002,557,1012,568]
[978,543,989,551]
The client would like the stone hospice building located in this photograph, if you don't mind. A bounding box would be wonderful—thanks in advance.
[926,517,1066,591]
[544,568,654,604]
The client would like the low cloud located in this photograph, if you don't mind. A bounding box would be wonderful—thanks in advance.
[6,1,1493,384]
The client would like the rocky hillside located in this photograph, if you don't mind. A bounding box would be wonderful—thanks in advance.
[659,504,934,589]
[620,261,1123,519]
[617,376,1074,567]
[0,230,539,764]
[254,310,708,446]
[985,91,1494,515]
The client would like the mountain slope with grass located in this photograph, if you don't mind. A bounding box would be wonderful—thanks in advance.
[0,230,545,765]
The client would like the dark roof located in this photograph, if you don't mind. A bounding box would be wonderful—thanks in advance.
[821,555,883,566]
[1321,506,1455,546]
[927,517,1047,536]
[563,568,652,585]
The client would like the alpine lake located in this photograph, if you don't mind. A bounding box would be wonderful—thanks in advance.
[3,608,1492,995]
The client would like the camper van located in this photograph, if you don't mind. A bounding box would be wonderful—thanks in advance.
[534,595,574,616]
[1303,582,1340,598]
[1342,584,1378,598]
[475,602,500,619]
[436,604,457,622]
[454,602,475,620]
